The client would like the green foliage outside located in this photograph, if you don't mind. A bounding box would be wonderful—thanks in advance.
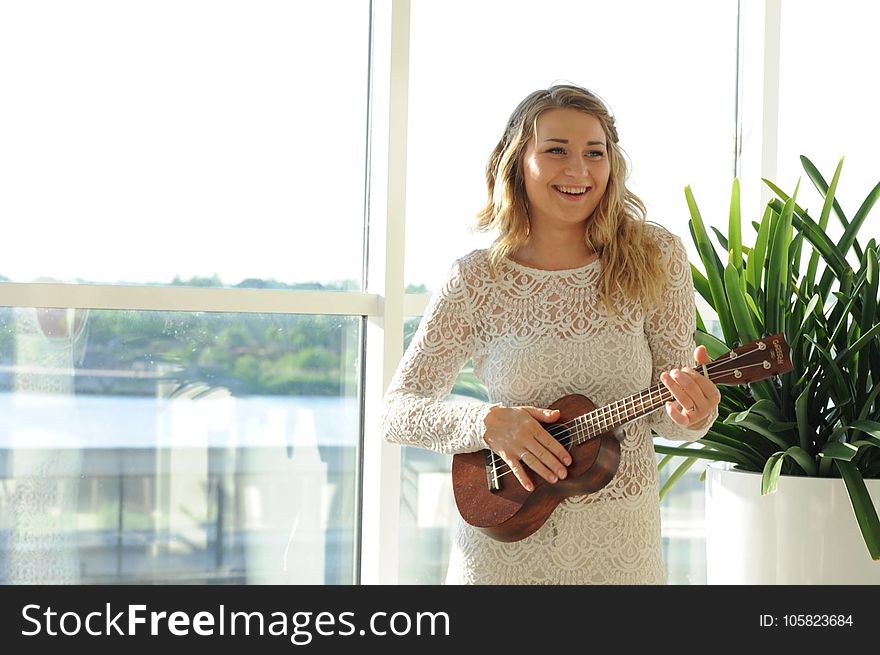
[0,277,453,399]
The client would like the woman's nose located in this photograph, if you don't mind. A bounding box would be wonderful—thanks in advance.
[564,156,591,178]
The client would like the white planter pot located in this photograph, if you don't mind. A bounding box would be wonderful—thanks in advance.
[705,462,880,584]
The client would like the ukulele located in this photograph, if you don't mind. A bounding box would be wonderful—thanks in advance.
[451,333,793,542]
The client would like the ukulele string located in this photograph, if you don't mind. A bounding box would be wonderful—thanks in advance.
[558,359,773,450]
[487,351,771,484]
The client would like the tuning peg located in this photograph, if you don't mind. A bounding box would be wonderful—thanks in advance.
[762,331,770,338]
[744,383,752,397]
[732,341,740,348]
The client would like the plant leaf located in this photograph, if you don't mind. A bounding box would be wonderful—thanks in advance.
[686,186,737,343]
[724,261,760,344]
[727,412,794,450]
[695,330,729,359]
[770,199,851,278]
[856,247,878,410]
[795,378,814,453]
[657,453,675,472]
[654,444,741,462]
[766,197,794,337]
[729,178,742,272]
[835,460,880,560]
[785,445,819,475]
[848,420,880,440]
[806,157,845,292]
[820,441,859,462]
[842,178,880,257]
[748,205,772,300]
[762,452,785,495]
[691,263,713,308]
[659,456,699,502]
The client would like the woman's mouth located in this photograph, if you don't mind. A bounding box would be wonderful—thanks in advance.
[553,185,590,200]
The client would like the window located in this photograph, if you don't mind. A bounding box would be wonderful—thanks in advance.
[404,0,738,292]
[776,0,879,243]
[0,1,370,585]
[0,308,360,583]
[0,1,370,290]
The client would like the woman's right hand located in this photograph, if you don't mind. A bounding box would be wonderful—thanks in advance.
[482,406,572,492]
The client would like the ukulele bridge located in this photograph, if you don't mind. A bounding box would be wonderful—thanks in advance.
[485,450,501,492]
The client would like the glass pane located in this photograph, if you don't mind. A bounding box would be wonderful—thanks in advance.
[0,1,369,289]
[657,450,708,585]
[405,0,738,291]
[777,0,880,241]
[397,316,488,584]
[0,307,360,584]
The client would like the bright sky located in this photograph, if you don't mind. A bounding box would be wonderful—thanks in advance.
[0,1,876,290]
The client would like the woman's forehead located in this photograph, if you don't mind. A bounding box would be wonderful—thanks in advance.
[534,108,605,139]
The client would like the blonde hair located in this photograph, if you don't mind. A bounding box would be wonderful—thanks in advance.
[474,83,667,317]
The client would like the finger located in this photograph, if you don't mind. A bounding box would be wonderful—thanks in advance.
[661,370,698,414]
[527,407,560,423]
[521,450,560,484]
[694,345,711,365]
[674,368,708,404]
[680,366,718,400]
[505,455,535,492]
[664,399,690,426]
[530,442,568,479]
[684,364,722,402]
[534,430,572,471]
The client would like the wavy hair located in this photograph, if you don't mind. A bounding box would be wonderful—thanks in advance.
[474,83,667,316]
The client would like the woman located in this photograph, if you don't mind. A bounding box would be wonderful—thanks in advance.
[381,83,721,584]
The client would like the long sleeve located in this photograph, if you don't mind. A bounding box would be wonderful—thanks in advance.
[380,259,496,455]
[643,231,718,442]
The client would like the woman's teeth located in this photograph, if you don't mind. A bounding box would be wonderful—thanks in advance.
[555,185,588,195]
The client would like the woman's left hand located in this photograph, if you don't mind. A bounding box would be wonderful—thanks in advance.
[660,345,721,429]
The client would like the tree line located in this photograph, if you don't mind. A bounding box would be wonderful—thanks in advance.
[0,275,488,400]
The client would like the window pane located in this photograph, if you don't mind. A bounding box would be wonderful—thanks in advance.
[0,1,369,289]
[0,307,359,583]
[657,448,708,584]
[397,316,488,584]
[777,0,880,241]
[405,0,738,291]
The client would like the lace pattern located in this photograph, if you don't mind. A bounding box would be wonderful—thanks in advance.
[382,223,716,584]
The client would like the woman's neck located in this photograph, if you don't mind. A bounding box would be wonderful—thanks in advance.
[512,229,596,270]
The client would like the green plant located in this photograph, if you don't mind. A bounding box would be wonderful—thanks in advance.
[655,155,880,560]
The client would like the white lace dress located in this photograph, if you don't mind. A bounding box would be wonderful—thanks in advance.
[381,223,717,584]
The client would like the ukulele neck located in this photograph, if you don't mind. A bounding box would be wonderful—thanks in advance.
[572,381,675,443]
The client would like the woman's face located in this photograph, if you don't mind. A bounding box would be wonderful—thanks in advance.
[520,107,611,230]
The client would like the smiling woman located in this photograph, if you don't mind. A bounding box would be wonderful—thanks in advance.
[382,83,721,585]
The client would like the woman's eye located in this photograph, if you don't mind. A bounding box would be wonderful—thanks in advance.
[586,150,605,158]
[547,147,566,154]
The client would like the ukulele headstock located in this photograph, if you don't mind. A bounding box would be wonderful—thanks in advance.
[707,333,792,386]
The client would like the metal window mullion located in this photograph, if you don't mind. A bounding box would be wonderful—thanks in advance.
[735,0,782,234]
[0,283,379,316]
[360,0,409,586]
[760,0,781,208]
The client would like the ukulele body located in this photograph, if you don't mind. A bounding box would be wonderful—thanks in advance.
[451,393,622,543]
